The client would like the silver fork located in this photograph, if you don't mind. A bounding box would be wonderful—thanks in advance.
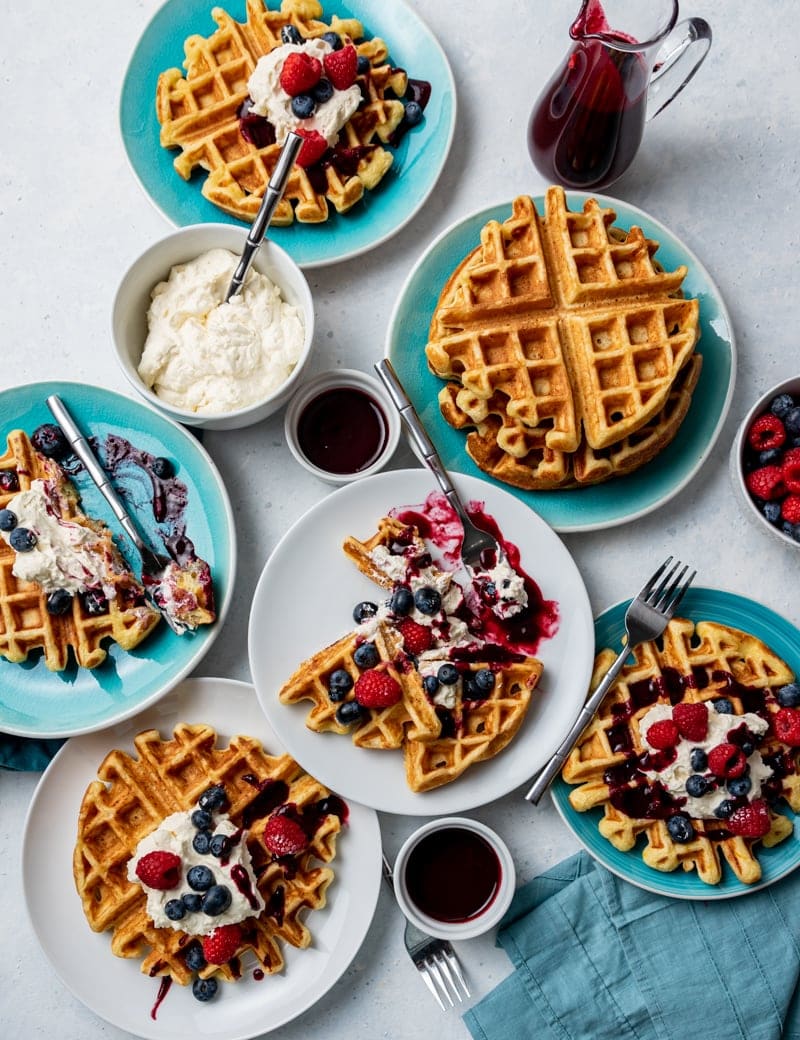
[524,556,696,804]
[375,359,500,570]
[382,853,470,1010]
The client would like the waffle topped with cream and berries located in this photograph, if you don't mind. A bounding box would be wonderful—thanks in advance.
[562,617,800,885]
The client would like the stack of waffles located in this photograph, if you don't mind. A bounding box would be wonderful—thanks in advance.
[0,430,160,670]
[279,517,542,792]
[157,0,408,223]
[562,617,800,885]
[73,723,344,986]
[426,187,703,489]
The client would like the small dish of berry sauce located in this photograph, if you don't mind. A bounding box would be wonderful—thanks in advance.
[391,817,516,940]
[284,369,400,484]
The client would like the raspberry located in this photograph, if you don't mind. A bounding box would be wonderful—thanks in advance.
[645,719,680,750]
[672,702,708,742]
[781,495,800,524]
[727,799,772,839]
[202,924,243,965]
[707,742,747,778]
[398,618,433,655]
[263,812,309,857]
[782,448,800,493]
[323,43,358,90]
[745,465,785,501]
[295,129,328,168]
[774,706,800,746]
[134,850,182,890]
[747,413,786,451]
[354,668,402,708]
[279,51,322,96]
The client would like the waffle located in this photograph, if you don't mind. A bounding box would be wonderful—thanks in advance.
[156,0,408,224]
[562,617,800,885]
[0,430,160,670]
[426,188,701,488]
[74,722,343,986]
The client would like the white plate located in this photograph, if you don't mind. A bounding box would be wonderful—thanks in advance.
[248,469,594,815]
[21,677,381,1040]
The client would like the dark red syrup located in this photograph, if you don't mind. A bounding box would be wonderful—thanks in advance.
[405,827,501,923]
[253,968,265,981]
[241,776,290,828]
[297,387,388,475]
[150,977,172,1020]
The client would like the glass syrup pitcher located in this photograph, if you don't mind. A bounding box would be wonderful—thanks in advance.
[528,0,711,190]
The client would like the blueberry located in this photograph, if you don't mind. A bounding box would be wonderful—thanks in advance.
[739,739,755,757]
[46,588,73,616]
[474,669,496,694]
[714,799,736,819]
[0,508,17,532]
[209,833,230,858]
[414,586,441,616]
[164,898,186,921]
[357,55,370,75]
[328,668,353,701]
[312,78,334,104]
[728,776,752,797]
[690,748,708,772]
[437,663,459,686]
[423,674,440,696]
[713,698,734,714]
[0,471,19,493]
[353,641,379,669]
[280,25,303,45]
[483,581,497,600]
[191,809,213,831]
[786,524,800,543]
[390,585,414,617]
[187,865,215,892]
[762,501,782,524]
[192,830,213,855]
[321,30,342,49]
[9,527,36,552]
[80,588,108,616]
[403,100,423,127]
[182,893,203,913]
[291,93,315,119]
[666,814,695,843]
[151,456,174,479]
[777,682,800,707]
[202,884,232,916]
[785,407,800,435]
[771,393,796,420]
[31,423,70,460]
[352,601,378,624]
[184,942,207,971]
[199,785,228,812]
[758,448,783,467]
[192,977,218,1002]
[685,774,710,797]
[335,701,367,726]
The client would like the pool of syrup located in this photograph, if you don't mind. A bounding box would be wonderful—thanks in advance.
[404,826,501,923]
[297,386,388,474]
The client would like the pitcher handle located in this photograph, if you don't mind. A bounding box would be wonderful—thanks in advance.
[647,17,712,121]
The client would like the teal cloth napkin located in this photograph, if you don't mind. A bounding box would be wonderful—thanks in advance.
[465,852,800,1040]
[0,735,64,771]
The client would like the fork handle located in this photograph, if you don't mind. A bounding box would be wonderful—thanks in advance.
[524,643,631,804]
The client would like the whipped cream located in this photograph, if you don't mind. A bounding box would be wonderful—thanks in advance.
[640,703,772,819]
[247,38,361,146]
[128,807,264,935]
[471,556,528,619]
[0,479,113,596]
[137,248,305,415]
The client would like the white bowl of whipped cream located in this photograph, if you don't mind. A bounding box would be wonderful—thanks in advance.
[112,224,315,430]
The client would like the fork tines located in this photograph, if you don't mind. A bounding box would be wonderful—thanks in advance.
[642,555,696,619]
[415,940,470,1010]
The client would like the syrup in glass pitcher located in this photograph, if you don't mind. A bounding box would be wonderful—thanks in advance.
[528,0,711,190]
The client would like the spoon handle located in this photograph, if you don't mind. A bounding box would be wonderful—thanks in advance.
[225,130,304,301]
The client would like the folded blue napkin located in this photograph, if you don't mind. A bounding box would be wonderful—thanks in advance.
[465,851,800,1040]
[0,735,64,771]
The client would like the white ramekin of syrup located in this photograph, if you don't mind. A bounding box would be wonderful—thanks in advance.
[284,368,400,484]
[392,816,516,940]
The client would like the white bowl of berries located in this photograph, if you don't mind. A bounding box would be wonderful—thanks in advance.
[732,376,800,548]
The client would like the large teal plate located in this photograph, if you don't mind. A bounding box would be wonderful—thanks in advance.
[120,0,456,268]
[551,587,800,900]
[386,193,735,532]
[0,382,235,738]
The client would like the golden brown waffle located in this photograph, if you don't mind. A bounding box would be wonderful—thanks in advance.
[563,618,799,885]
[0,430,160,670]
[426,188,701,488]
[74,723,343,986]
[156,0,407,224]
[342,516,427,590]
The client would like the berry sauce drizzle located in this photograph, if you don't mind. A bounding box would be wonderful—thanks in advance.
[150,977,172,1020]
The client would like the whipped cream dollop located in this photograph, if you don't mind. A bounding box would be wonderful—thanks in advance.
[640,703,773,819]
[247,38,361,146]
[0,479,113,595]
[471,555,528,619]
[128,807,264,935]
[137,248,305,415]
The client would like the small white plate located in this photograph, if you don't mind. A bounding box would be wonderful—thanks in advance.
[21,677,382,1040]
[248,468,594,815]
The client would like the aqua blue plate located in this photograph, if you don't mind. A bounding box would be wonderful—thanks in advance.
[0,382,235,739]
[120,0,456,268]
[551,587,800,900]
[386,193,736,532]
